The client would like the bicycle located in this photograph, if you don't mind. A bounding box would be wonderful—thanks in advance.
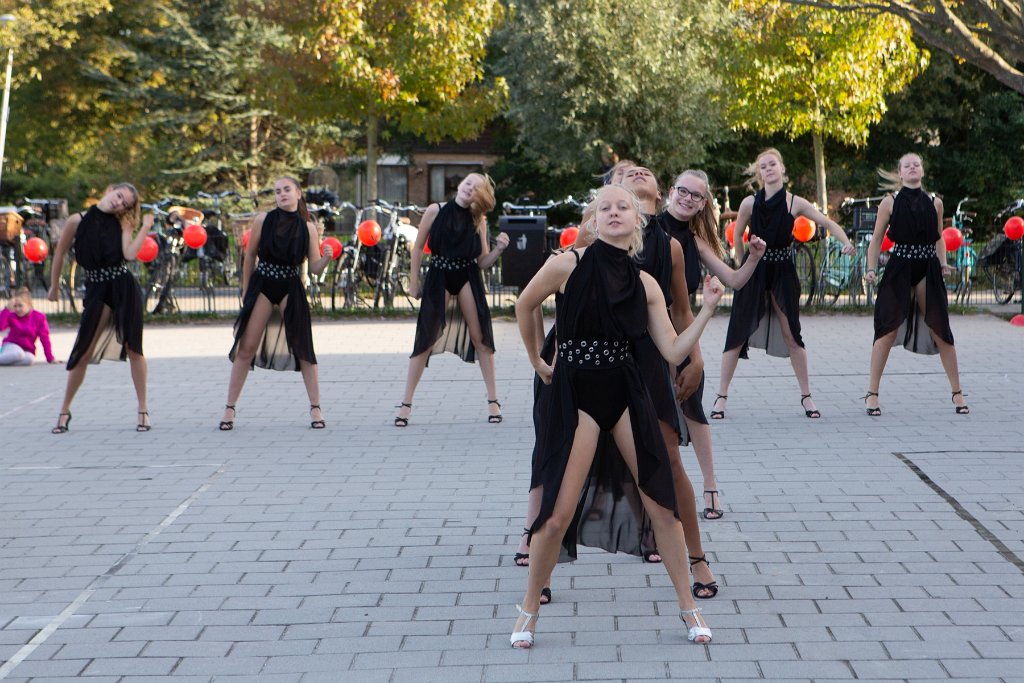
[140,201,186,314]
[810,230,872,307]
[943,197,978,305]
[370,199,423,310]
[194,190,239,287]
[984,198,1023,305]
[330,202,374,311]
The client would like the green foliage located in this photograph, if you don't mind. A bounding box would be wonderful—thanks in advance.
[721,1,926,146]
[0,0,112,80]
[495,0,729,179]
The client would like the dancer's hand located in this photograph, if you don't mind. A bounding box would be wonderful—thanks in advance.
[940,263,953,277]
[864,269,877,283]
[408,279,420,300]
[675,360,703,401]
[841,242,856,255]
[494,232,510,252]
[46,285,59,302]
[747,235,767,259]
[702,275,724,307]
[533,359,554,385]
[142,214,155,232]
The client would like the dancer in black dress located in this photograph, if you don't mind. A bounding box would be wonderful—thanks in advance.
[863,153,968,415]
[714,149,853,419]
[47,183,152,433]
[511,184,724,649]
[661,169,765,519]
[394,173,509,426]
[219,177,334,430]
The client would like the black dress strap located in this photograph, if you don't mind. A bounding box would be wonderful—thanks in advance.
[570,247,580,264]
[788,192,795,212]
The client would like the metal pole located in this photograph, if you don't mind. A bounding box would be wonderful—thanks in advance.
[0,46,12,193]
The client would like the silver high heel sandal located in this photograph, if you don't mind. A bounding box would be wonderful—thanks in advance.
[510,604,538,648]
[680,607,712,643]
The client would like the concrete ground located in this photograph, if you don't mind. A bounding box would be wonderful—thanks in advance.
[1,311,1022,682]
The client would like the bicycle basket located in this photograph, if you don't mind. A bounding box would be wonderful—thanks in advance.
[168,206,205,225]
[978,234,1011,267]
[0,210,23,245]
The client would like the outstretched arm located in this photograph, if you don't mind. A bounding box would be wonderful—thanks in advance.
[646,272,724,365]
[792,195,854,253]
[515,250,578,384]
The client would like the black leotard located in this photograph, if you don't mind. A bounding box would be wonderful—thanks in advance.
[66,207,145,370]
[229,208,316,371]
[872,187,953,354]
[412,201,494,363]
[530,239,678,560]
[724,189,803,358]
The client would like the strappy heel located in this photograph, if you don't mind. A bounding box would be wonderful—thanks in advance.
[510,604,539,648]
[702,490,723,520]
[219,405,236,431]
[952,390,970,415]
[52,412,71,434]
[513,528,530,567]
[863,391,881,416]
[689,555,719,600]
[680,607,712,643]
[487,399,503,424]
[136,411,151,432]
[800,394,821,419]
[309,404,326,429]
[710,394,727,420]
[394,402,411,427]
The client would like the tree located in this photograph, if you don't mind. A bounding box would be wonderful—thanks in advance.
[495,0,729,179]
[719,0,927,211]
[264,0,507,202]
[0,0,112,79]
[785,0,1024,95]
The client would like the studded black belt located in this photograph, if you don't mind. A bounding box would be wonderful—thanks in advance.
[558,339,631,368]
[891,243,936,259]
[256,262,299,279]
[762,247,793,262]
[83,264,130,282]
[431,255,474,271]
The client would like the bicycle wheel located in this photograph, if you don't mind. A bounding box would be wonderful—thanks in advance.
[848,262,864,306]
[793,243,816,307]
[0,252,12,299]
[990,264,1015,304]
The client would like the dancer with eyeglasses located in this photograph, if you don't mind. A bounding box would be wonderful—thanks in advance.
[659,169,765,521]
[714,149,854,420]
[862,153,968,415]
[511,183,724,649]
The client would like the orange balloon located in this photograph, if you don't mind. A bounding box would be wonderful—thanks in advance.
[880,231,894,252]
[183,223,207,248]
[23,237,48,263]
[137,236,159,263]
[320,236,342,260]
[423,241,431,254]
[560,226,580,249]
[725,221,737,247]
[241,228,252,249]
[1004,216,1024,240]
[357,220,382,247]
[792,216,815,243]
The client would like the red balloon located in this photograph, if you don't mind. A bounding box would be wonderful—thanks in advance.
[942,227,963,252]
[320,236,342,260]
[423,242,431,254]
[137,235,159,263]
[357,220,381,247]
[880,231,894,252]
[792,216,815,243]
[183,223,207,248]
[242,228,252,249]
[23,237,48,263]
[725,221,737,246]
[560,226,580,249]
[1004,216,1024,240]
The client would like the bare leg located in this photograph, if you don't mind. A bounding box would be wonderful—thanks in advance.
[516,486,542,558]
[127,350,149,429]
[684,416,723,524]
[299,360,323,423]
[397,292,449,423]
[512,413,602,646]
[913,279,966,410]
[662,420,715,593]
[610,412,710,640]
[714,347,742,416]
[866,330,897,412]
[456,283,500,418]
[768,295,816,414]
[56,305,113,424]
[222,294,275,424]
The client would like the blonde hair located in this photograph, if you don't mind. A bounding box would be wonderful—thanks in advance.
[587,184,646,257]
[605,159,636,186]
[877,153,924,193]
[14,286,32,309]
[673,170,725,260]
[466,173,496,225]
[107,183,141,231]
[743,148,788,190]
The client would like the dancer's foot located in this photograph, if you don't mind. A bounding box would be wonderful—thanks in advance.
[688,555,719,599]
[800,394,821,419]
[52,412,72,434]
[394,402,412,427]
[514,528,530,567]
[219,404,236,431]
[952,390,969,414]
[710,394,727,420]
[702,490,723,520]
[309,404,326,429]
[487,399,503,424]
[510,604,539,649]
[863,391,881,416]
[680,607,712,643]
[136,411,152,432]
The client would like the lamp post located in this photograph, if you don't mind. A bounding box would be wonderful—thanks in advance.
[0,14,16,194]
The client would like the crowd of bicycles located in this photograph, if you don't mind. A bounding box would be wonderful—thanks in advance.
[1,188,1022,316]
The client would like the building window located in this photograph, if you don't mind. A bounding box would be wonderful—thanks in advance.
[378,166,408,204]
[429,164,483,203]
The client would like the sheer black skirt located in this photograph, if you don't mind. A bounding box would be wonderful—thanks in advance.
[230,272,316,371]
[411,263,494,363]
[724,257,803,357]
[873,255,954,354]
[66,273,144,370]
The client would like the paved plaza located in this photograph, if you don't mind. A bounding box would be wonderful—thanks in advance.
[1,311,1022,682]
